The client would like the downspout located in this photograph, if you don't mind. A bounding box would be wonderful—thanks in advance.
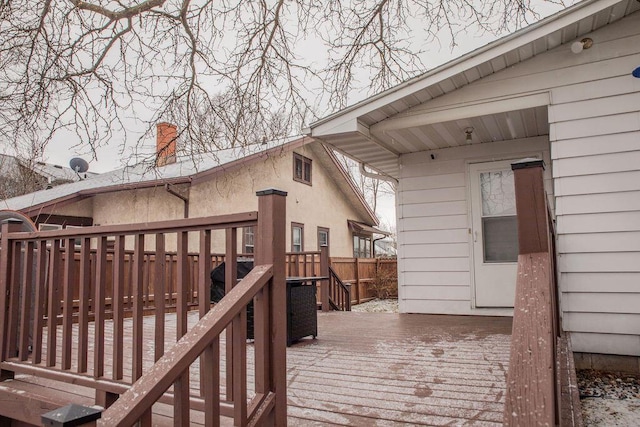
[165,183,189,218]
[359,163,398,186]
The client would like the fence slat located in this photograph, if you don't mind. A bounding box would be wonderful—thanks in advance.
[225,227,237,401]
[62,238,75,370]
[132,234,144,381]
[46,240,61,367]
[175,231,190,425]
[78,237,91,373]
[155,234,166,361]
[18,241,34,361]
[113,235,125,380]
[94,237,107,379]
[32,240,47,365]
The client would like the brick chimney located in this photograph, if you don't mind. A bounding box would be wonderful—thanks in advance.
[156,122,177,166]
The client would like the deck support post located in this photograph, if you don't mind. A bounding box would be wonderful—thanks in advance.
[255,189,287,426]
[319,245,330,312]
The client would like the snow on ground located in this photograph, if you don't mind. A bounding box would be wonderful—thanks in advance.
[352,300,640,426]
[578,370,640,426]
[351,298,398,313]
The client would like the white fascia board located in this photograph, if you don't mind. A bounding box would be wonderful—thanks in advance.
[371,92,551,133]
[309,0,623,134]
[311,115,361,137]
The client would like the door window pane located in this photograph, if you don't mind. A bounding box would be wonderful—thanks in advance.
[482,216,519,262]
[480,170,516,216]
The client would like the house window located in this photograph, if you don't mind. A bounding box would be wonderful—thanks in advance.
[317,227,329,250]
[291,223,304,252]
[38,223,63,232]
[243,226,255,254]
[353,234,372,258]
[293,153,312,185]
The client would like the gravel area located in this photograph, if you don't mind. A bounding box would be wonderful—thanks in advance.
[578,370,640,426]
[351,298,398,313]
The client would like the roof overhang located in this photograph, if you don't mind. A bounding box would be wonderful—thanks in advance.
[309,0,640,178]
[348,220,391,236]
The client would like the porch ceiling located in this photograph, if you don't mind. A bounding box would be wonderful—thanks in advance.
[320,106,549,179]
[309,0,640,179]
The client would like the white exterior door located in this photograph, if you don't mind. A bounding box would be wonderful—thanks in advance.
[470,161,519,307]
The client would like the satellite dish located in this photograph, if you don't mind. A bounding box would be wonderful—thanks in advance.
[0,210,37,232]
[69,157,89,173]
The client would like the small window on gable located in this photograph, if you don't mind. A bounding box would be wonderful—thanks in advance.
[293,153,312,185]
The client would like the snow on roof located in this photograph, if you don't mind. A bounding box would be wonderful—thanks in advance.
[0,136,302,212]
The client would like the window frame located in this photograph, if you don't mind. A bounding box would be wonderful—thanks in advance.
[317,227,329,251]
[242,226,255,254]
[353,233,372,258]
[293,153,312,185]
[291,222,304,252]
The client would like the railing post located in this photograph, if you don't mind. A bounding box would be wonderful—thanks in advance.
[505,158,557,427]
[0,219,23,380]
[354,257,361,305]
[511,158,549,255]
[255,189,287,426]
[319,245,330,312]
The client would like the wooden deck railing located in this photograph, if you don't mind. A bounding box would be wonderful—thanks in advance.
[504,159,560,426]
[0,189,288,425]
[327,267,351,311]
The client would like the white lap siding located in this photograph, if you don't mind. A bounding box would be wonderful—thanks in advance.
[397,137,552,315]
[550,77,640,356]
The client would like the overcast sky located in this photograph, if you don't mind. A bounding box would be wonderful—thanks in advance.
[40,1,576,227]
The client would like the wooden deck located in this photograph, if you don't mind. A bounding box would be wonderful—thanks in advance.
[1,311,511,426]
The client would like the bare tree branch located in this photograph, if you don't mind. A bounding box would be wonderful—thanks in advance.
[0,0,569,166]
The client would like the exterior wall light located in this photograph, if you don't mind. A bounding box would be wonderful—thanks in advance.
[465,127,474,143]
[571,37,593,54]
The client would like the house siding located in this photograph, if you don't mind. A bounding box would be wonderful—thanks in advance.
[55,145,371,257]
[397,137,552,315]
[395,10,640,355]
[549,44,640,355]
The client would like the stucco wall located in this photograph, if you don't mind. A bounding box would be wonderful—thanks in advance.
[48,144,371,257]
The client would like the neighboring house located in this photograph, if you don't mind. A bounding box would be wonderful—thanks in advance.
[0,154,97,199]
[309,0,640,359]
[1,123,382,257]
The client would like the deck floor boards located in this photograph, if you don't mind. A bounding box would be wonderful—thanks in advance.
[2,311,512,426]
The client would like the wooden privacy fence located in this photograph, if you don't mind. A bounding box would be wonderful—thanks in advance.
[330,257,397,304]
[504,159,561,426]
[0,189,288,426]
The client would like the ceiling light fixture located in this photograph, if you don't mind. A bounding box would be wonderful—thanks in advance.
[571,37,593,54]
[464,127,474,143]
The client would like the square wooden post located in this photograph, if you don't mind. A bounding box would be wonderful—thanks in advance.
[255,189,287,426]
[0,219,22,379]
[511,158,549,255]
[319,245,330,312]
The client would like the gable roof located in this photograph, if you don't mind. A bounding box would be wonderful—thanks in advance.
[1,136,378,225]
[0,154,98,184]
[309,0,640,177]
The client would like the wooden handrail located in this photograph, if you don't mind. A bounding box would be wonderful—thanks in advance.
[0,189,288,425]
[99,265,274,426]
[328,266,351,311]
[504,159,560,426]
